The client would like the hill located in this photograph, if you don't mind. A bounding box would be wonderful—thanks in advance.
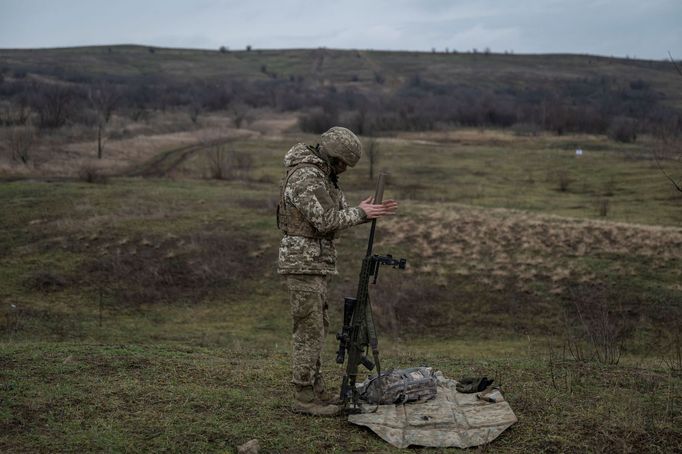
[0,45,678,92]
[1,45,681,138]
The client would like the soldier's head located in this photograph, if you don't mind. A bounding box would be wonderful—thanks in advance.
[320,126,362,174]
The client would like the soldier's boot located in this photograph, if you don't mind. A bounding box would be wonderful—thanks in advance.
[313,375,342,405]
[292,385,341,416]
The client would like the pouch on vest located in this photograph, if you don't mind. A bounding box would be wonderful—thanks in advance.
[359,367,437,405]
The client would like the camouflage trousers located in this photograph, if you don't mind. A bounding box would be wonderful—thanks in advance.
[285,274,330,388]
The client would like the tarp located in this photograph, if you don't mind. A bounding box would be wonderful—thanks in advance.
[348,371,517,449]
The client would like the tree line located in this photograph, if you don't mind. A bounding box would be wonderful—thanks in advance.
[1,64,680,143]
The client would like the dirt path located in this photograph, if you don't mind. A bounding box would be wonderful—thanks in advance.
[124,138,234,178]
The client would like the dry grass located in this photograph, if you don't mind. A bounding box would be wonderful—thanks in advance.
[0,111,297,179]
[381,204,682,295]
[395,128,610,147]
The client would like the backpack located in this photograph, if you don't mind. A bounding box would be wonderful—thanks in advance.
[359,367,438,405]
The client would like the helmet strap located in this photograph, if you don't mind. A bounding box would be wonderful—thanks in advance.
[329,168,339,188]
[311,144,330,164]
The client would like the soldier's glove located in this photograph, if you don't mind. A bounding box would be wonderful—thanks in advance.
[456,376,494,393]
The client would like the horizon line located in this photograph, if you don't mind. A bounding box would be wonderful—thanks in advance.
[0,43,670,62]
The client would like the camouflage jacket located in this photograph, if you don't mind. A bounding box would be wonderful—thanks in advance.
[277,143,366,275]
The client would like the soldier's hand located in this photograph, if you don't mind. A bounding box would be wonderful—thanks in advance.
[359,196,399,219]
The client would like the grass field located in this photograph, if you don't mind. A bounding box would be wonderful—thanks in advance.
[1,129,681,452]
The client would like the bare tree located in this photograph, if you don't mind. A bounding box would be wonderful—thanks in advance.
[31,85,73,129]
[206,144,253,180]
[669,51,682,77]
[2,98,30,126]
[7,121,35,164]
[231,103,250,129]
[653,138,682,193]
[189,101,202,124]
[89,83,121,159]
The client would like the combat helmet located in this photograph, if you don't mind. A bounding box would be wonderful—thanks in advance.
[320,126,362,167]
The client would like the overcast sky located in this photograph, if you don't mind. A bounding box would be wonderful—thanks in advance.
[1,0,680,59]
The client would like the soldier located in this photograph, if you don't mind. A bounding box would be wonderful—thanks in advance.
[277,126,398,416]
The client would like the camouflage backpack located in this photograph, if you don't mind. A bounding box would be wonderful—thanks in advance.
[359,367,437,405]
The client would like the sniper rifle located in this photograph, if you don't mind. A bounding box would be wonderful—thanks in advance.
[336,172,406,411]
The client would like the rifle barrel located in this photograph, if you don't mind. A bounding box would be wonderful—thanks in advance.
[374,172,386,205]
[365,172,386,257]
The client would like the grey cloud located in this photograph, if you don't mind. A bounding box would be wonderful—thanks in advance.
[0,0,679,58]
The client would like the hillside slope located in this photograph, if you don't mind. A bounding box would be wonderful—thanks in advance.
[0,45,678,92]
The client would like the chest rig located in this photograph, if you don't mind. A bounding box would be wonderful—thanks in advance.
[277,162,336,240]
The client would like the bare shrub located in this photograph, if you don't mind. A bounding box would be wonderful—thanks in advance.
[3,303,20,334]
[652,132,682,194]
[128,106,150,122]
[298,108,338,134]
[207,147,228,180]
[562,283,633,365]
[608,116,638,143]
[343,109,374,136]
[206,145,253,180]
[596,197,610,217]
[231,103,250,129]
[547,342,575,393]
[1,101,31,126]
[562,308,592,362]
[511,122,540,136]
[189,103,201,124]
[78,164,108,184]
[24,270,67,292]
[661,330,682,372]
[6,122,35,164]
[555,169,574,192]
[603,177,616,197]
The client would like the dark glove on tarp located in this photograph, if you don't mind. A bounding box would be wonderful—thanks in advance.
[456,376,494,393]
